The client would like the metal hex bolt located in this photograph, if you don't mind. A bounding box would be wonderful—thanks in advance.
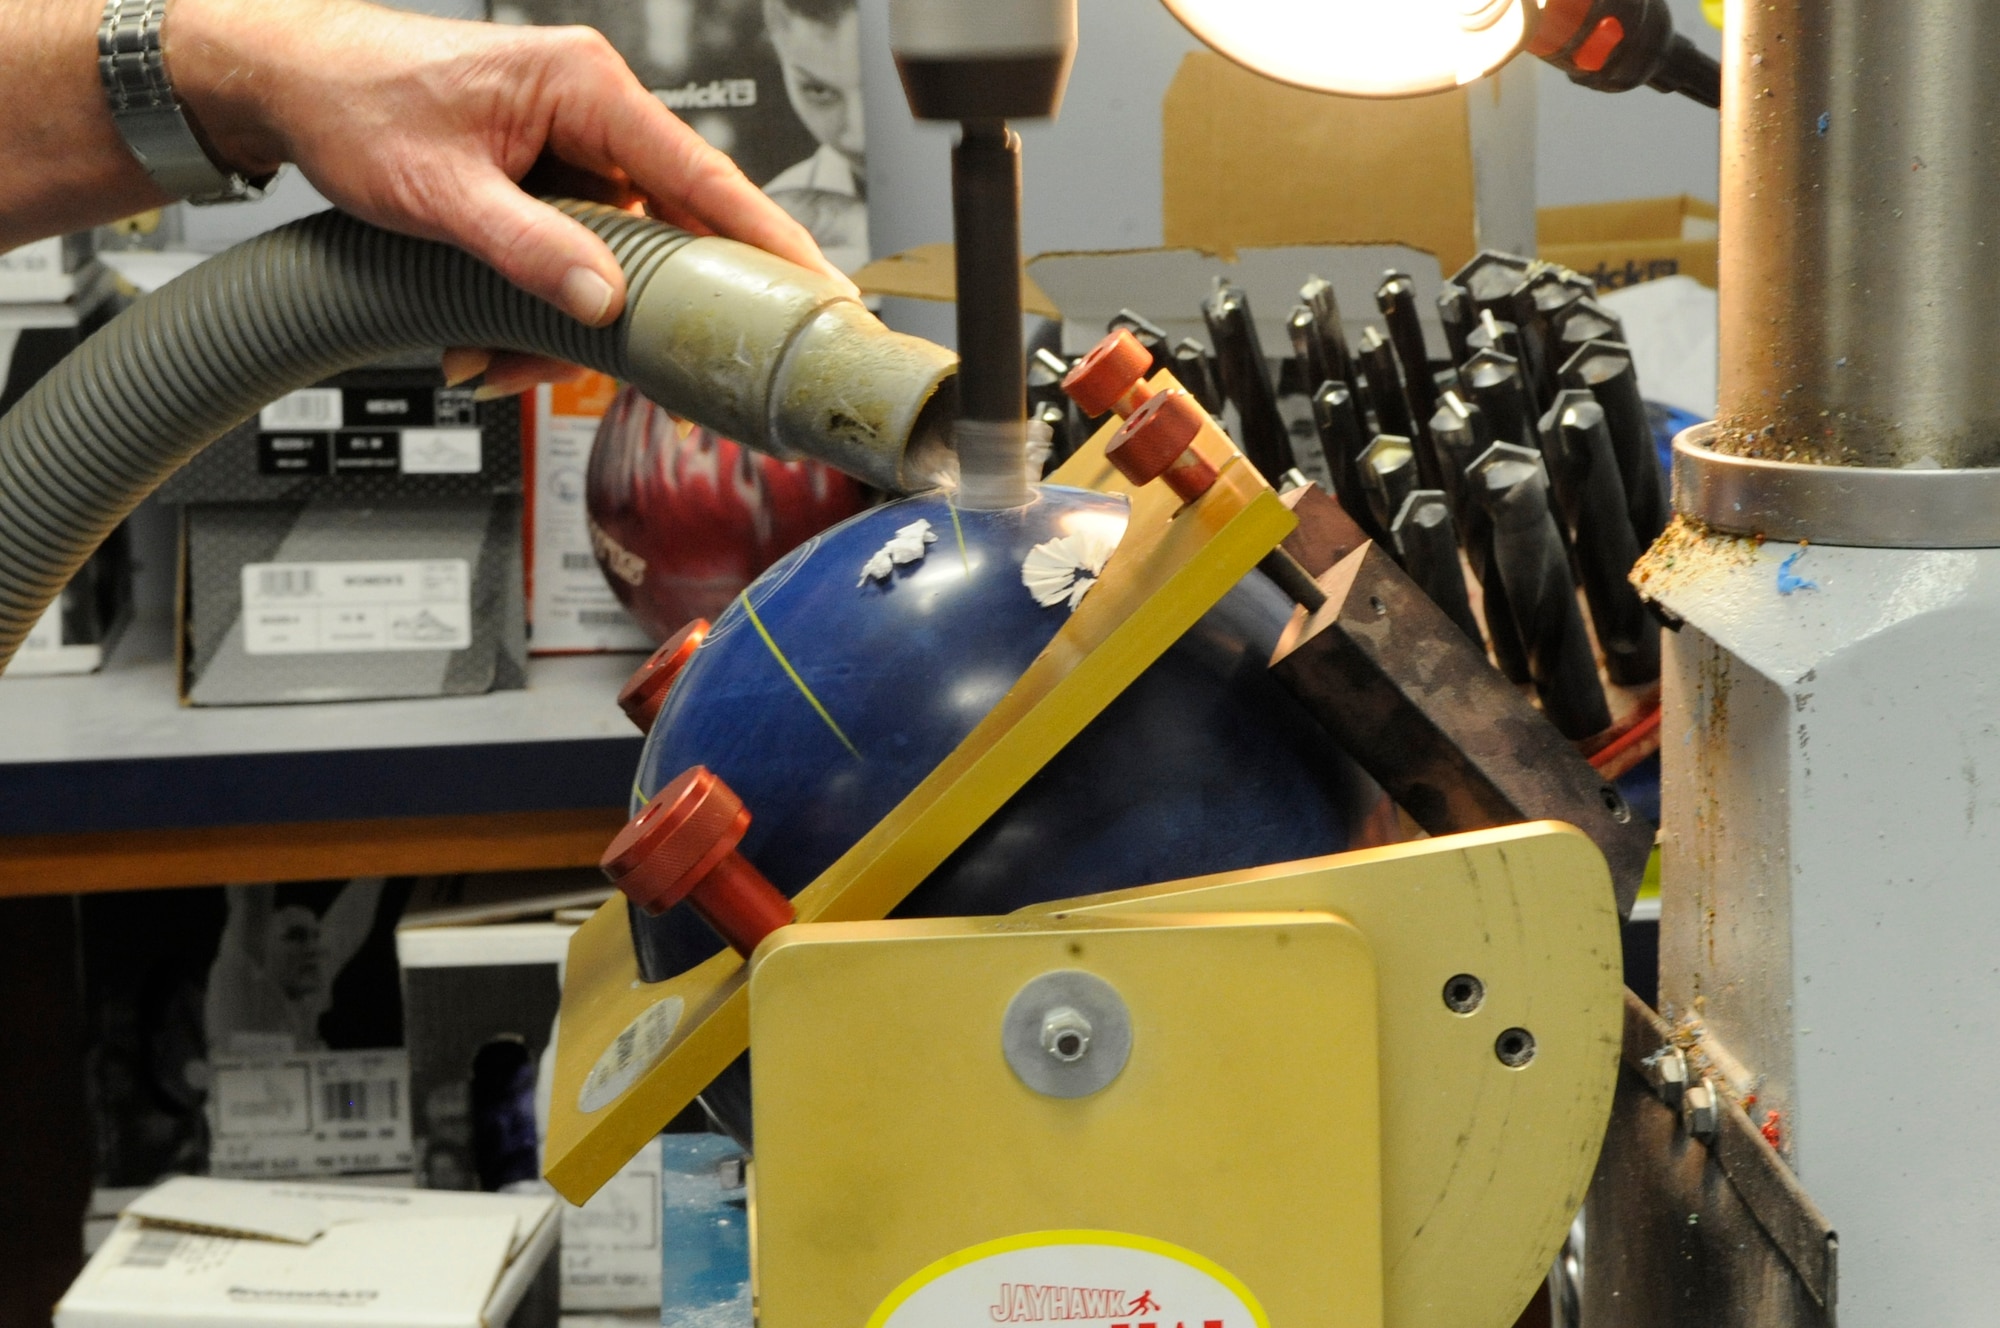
[1684,1078,1721,1141]
[1642,1045,1690,1111]
[1041,1006,1093,1063]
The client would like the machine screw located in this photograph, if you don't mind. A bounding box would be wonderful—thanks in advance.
[1641,1045,1690,1111]
[1495,1026,1538,1068]
[1684,1078,1721,1141]
[1442,973,1486,1014]
[1040,1006,1093,1063]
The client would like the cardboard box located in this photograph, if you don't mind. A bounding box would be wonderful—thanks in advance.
[155,362,528,705]
[397,912,665,1312]
[0,232,99,302]
[1538,195,1718,292]
[57,1177,559,1328]
[1159,51,1536,274]
[523,374,651,655]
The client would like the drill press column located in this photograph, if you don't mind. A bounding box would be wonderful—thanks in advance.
[1649,3,2000,1320]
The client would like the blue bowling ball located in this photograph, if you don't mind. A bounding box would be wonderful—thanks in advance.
[628,484,1373,985]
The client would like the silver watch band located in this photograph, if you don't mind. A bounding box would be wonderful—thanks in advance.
[98,0,282,206]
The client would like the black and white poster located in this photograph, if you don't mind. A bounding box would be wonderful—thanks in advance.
[491,0,870,274]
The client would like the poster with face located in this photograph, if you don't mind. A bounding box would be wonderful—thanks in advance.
[490,0,870,274]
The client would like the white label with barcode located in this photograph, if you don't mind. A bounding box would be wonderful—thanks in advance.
[241,558,472,655]
[208,1049,413,1177]
[259,388,343,431]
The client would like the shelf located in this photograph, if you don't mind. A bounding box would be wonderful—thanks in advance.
[0,616,646,838]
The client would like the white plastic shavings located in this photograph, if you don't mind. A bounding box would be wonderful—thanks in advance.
[858,519,940,585]
[1021,529,1119,610]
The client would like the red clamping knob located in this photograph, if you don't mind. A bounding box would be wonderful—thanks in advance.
[1106,389,1220,502]
[601,766,796,957]
[617,618,709,733]
[1062,327,1157,419]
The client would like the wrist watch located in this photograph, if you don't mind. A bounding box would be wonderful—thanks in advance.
[97,0,283,206]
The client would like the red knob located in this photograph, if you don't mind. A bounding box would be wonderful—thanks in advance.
[617,618,709,733]
[1106,389,1220,502]
[601,766,796,957]
[1062,328,1156,419]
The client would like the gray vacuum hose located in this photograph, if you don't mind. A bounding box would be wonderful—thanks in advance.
[0,199,958,672]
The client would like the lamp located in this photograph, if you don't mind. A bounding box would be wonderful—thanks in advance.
[1161,0,1720,107]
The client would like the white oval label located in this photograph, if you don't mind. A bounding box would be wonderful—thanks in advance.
[577,995,684,1113]
[868,1231,1269,1328]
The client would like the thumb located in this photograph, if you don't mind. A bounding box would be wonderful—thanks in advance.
[453,172,629,327]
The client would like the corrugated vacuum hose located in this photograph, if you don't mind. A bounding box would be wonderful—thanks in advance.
[0,199,958,673]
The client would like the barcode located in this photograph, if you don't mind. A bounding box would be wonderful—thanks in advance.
[122,1228,184,1269]
[561,553,597,571]
[256,567,316,598]
[578,610,631,626]
[262,389,342,429]
[320,1077,400,1123]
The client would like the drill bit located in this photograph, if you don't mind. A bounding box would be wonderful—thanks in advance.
[1467,308,1527,371]
[1288,304,1332,403]
[1562,339,1668,546]
[1556,298,1627,367]
[1377,271,1446,490]
[1311,382,1390,546]
[1202,280,1296,483]
[1359,434,1418,545]
[1473,443,1613,740]
[1357,326,1416,442]
[1300,275,1357,387]
[1031,398,1070,468]
[1028,346,1071,409]
[1170,337,1224,414]
[1430,391,1531,684]
[1453,250,1533,320]
[1392,489,1483,646]
[1462,347,1540,453]
[1108,309,1170,376]
[1438,280,1477,366]
[1543,392,1661,686]
[1510,268,1584,408]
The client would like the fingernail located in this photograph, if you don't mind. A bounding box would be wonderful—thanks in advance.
[560,267,617,326]
[472,382,525,402]
[441,348,490,387]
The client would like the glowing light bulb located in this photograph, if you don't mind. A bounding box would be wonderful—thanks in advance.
[1161,0,1533,98]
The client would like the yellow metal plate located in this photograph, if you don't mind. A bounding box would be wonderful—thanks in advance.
[546,404,1296,1202]
[750,911,1382,1328]
[1027,824,1623,1328]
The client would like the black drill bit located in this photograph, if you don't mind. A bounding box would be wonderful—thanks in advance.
[1543,392,1661,687]
[1438,280,1477,367]
[1310,382,1389,546]
[1466,308,1527,368]
[1357,326,1416,443]
[1510,268,1584,409]
[1168,337,1222,414]
[1377,272,1446,490]
[1562,339,1668,546]
[1392,489,1482,646]
[1429,391,1531,684]
[1202,281,1295,483]
[1359,434,1418,545]
[1108,308,1170,376]
[1287,305,1332,403]
[1555,298,1627,366]
[1473,443,1613,740]
[1300,275,1357,387]
[1453,251,1533,320]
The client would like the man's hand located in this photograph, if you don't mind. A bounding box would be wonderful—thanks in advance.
[167,0,855,392]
